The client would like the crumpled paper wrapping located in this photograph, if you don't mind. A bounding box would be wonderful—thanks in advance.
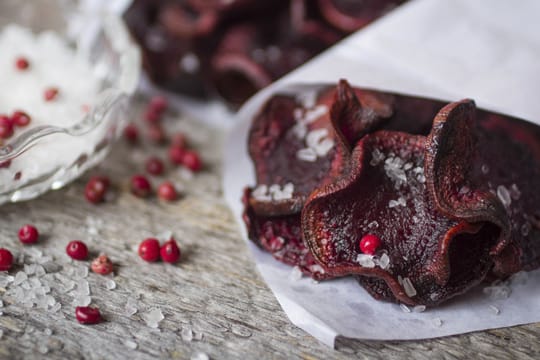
[223,0,540,347]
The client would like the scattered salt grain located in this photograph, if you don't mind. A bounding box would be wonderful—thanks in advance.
[50,303,61,313]
[388,198,406,208]
[481,164,489,174]
[296,147,317,162]
[37,345,49,354]
[44,328,52,336]
[413,305,426,313]
[142,308,164,328]
[75,266,89,279]
[433,318,443,327]
[124,298,138,316]
[252,185,271,201]
[305,128,327,147]
[521,222,531,237]
[72,295,91,307]
[191,352,210,360]
[124,340,138,350]
[377,253,391,270]
[106,279,116,290]
[356,254,375,268]
[193,331,203,341]
[291,122,307,139]
[400,304,411,313]
[303,105,328,124]
[13,271,28,286]
[297,90,318,109]
[181,326,194,342]
[384,156,407,186]
[509,184,521,200]
[496,185,511,208]
[489,305,500,315]
[402,277,417,297]
[288,266,303,282]
[76,279,90,296]
[370,149,385,166]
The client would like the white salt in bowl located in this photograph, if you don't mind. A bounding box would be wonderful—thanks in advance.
[0,0,140,204]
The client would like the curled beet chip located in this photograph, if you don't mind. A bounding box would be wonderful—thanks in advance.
[243,189,328,279]
[302,98,540,306]
[247,81,393,216]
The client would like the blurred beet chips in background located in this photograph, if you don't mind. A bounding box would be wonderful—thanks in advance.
[124,0,406,107]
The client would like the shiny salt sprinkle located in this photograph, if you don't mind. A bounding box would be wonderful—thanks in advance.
[412,305,426,313]
[400,304,411,313]
[402,277,417,297]
[191,352,210,360]
[433,318,443,327]
[252,183,294,201]
[489,305,500,315]
[356,254,375,268]
[496,185,511,207]
[288,266,303,281]
[142,307,164,328]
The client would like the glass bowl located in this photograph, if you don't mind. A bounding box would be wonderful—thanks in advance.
[0,0,140,204]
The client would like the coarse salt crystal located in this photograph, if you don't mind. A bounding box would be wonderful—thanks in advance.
[489,305,500,315]
[291,122,307,139]
[142,308,164,328]
[296,90,318,109]
[191,352,210,360]
[370,149,385,166]
[288,266,303,282]
[313,138,334,157]
[124,340,138,350]
[377,253,391,270]
[433,318,443,327]
[303,105,328,124]
[181,326,194,342]
[402,277,417,297]
[306,128,329,149]
[106,279,116,290]
[252,185,271,201]
[496,185,511,207]
[356,254,375,268]
[13,271,28,286]
[413,305,426,313]
[509,183,521,200]
[296,147,317,162]
[400,304,411,313]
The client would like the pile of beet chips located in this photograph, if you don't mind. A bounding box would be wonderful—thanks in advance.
[124,0,405,107]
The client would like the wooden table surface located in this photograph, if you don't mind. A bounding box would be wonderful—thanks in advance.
[0,106,539,360]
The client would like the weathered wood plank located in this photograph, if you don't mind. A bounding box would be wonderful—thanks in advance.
[0,107,538,360]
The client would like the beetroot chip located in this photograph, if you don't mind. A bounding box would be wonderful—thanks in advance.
[301,97,540,306]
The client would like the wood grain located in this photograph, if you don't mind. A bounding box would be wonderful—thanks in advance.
[0,106,539,360]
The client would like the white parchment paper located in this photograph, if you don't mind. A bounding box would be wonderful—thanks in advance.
[223,0,540,347]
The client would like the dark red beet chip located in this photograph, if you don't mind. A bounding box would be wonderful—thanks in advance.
[243,80,540,307]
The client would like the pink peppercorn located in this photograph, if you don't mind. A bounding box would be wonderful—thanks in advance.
[66,240,89,260]
[130,174,152,198]
[0,248,14,271]
[138,238,160,262]
[75,306,102,324]
[18,224,40,244]
[160,238,181,263]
